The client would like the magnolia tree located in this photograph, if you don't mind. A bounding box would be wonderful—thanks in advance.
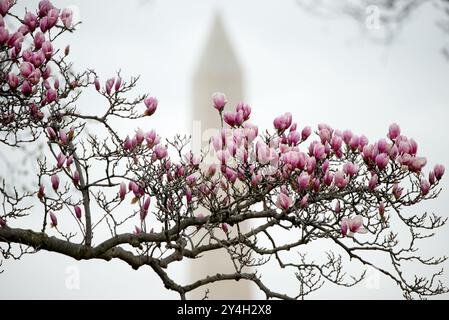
[0,0,447,300]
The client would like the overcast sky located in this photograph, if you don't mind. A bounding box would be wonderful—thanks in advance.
[1,0,449,299]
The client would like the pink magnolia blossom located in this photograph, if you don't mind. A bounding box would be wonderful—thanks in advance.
[388,123,401,140]
[323,170,333,186]
[236,102,251,121]
[297,172,310,191]
[341,215,368,236]
[273,112,292,132]
[276,193,292,211]
[0,0,12,16]
[334,171,348,189]
[41,41,53,59]
[301,126,312,141]
[144,97,158,116]
[342,130,353,145]
[20,61,34,78]
[212,92,227,111]
[154,145,168,160]
[46,8,60,29]
[343,162,358,177]
[21,80,32,95]
[73,170,80,186]
[7,73,19,89]
[408,157,427,173]
[31,50,45,68]
[375,153,389,170]
[60,8,73,28]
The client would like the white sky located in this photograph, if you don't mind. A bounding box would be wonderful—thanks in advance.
[1,0,449,299]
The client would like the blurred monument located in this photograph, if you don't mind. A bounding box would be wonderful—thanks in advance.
[188,12,252,299]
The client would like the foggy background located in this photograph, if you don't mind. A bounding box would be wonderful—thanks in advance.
[0,0,448,299]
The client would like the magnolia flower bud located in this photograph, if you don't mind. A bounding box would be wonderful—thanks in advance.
[140,208,148,220]
[420,179,430,196]
[114,77,122,92]
[56,152,66,169]
[429,171,436,185]
[368,173,378,190]
[49,211,57,227]
[334,201,341,214]
[220,223,230,233]
[38,185,45,200]
[94,77,100,91]
[46,127,57,140]
[340,218,348,236]
[0,217,6,228]
[6,73,18,90]
[143,197,151,211]
[59,129,67,145]
[105,78,114,95]
[74,206,82,220]
[378,202,385,217]
[51,174,60,190]
[73,170,80,186]
[119,182,127,200]
[433,164,445,180]
[300,194,309,208]
[392,183,403,200]
[301,126,312,141]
